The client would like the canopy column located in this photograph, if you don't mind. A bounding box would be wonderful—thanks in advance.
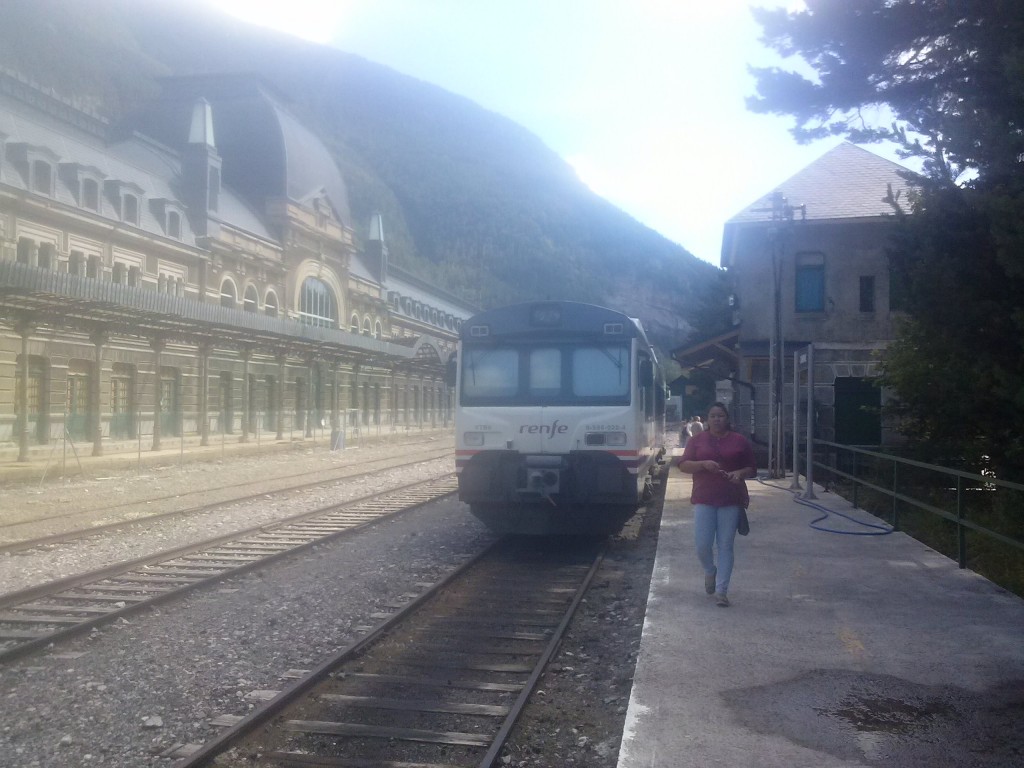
[198,341,211,446]
[240,344,252,443]
[15,314,35,462]
[91,328,107,456]
[150,337,165,452]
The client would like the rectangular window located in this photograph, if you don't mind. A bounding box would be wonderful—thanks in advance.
[32,161,52,195]
[462,348,520,399]
[795,265,825,313]
[573,346,629,397]
[123,194,139,225]
[460,343,631,406]
[528,348,562,396]
[859,276,876,313]
[111,376,129,413]
[82,179,99,211]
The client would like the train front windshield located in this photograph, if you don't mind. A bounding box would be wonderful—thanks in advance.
[460,343,631,406]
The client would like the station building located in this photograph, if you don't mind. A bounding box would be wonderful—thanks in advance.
[0,71,475,461]
[674,143,917,458]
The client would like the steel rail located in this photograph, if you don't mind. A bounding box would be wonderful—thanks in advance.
[477,541,606,767]
[0,475,457,664]
[172,537,608,768]
[0,446,454,553]
[171,540,502,767]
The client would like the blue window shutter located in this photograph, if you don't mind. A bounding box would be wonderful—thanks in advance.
[795,265,824,312]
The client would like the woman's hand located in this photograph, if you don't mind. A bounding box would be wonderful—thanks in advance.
[722,469,746,484]
[702,460,720,473]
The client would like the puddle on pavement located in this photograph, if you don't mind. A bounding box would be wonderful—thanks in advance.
[822,693,952,733]
[722,669,1024,766]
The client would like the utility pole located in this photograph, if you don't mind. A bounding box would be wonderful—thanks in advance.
[750,191,805,478]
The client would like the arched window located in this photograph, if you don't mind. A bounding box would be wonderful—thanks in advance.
[362,318,371,336]
[220,279,237,308]
[243,285,259,313]
[299,276,337,328]
[350,313,360,334]
[374,321,383,339]
[264,291,279,317]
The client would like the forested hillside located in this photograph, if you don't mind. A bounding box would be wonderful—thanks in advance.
[0,0,728,352]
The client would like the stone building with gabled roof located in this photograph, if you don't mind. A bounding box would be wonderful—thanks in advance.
[675,142,917,461]
[0,70,476,461]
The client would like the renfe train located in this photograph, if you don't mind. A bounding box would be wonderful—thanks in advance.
[451,301,667,534]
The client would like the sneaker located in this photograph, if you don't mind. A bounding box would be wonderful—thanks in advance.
[715,593,730,607]
[704,568,717,595]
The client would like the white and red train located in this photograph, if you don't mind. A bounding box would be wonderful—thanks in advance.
[451,301,667,534]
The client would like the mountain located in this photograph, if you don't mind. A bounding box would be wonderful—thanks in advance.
[0,0,728,354]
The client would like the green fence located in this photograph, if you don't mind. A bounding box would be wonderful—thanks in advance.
[808,441,1024,596]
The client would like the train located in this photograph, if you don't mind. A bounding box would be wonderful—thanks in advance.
[450,300,667,535]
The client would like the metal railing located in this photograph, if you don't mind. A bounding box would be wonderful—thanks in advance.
[808,440,1024,577]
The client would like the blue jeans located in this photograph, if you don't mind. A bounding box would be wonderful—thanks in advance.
[693,504,741,594]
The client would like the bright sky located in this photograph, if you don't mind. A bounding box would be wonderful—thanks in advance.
[209,0,852,266]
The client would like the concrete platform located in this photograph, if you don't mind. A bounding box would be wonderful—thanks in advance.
[618,468,1024,767]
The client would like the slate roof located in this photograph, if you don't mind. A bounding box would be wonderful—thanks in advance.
[728,142,918,225]
[0,94,202,245]
[0,78,281,245]
[133,75,352,228]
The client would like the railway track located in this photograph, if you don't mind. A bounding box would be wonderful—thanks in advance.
[170,535,607,768]
[0,444,454,553]
[0,474,458,664]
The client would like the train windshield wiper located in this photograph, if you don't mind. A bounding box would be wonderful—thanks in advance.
[466,349,496,385]
[599,347,624,369]
[597,346,626,383]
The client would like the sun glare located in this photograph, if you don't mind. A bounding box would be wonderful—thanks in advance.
[209,0,347,44]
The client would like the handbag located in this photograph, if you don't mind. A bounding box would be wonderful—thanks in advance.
[737,506,750,536]
[737,479,750,535]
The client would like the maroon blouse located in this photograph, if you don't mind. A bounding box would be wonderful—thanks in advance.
[679,430,756,507]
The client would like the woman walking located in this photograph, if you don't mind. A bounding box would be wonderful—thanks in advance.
[677,402,756,607]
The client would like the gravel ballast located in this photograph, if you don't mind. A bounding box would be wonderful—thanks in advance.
[0,436,662,767]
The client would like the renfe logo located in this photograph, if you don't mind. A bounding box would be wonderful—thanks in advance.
[520,420,569,438]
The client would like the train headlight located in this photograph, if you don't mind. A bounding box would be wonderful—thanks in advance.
[463,432,485,446]
[585,432,627,446]
[604,431,627,446]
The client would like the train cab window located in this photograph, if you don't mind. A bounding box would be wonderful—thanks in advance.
[462,348,519,398]
[573,346,628,397]
[528,348,561,396]
[461,343,631,406]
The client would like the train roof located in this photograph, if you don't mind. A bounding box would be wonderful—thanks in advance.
[461,301,653,347]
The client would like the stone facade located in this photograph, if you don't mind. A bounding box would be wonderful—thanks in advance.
[679,143,916,459]
[0,71,475,460]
